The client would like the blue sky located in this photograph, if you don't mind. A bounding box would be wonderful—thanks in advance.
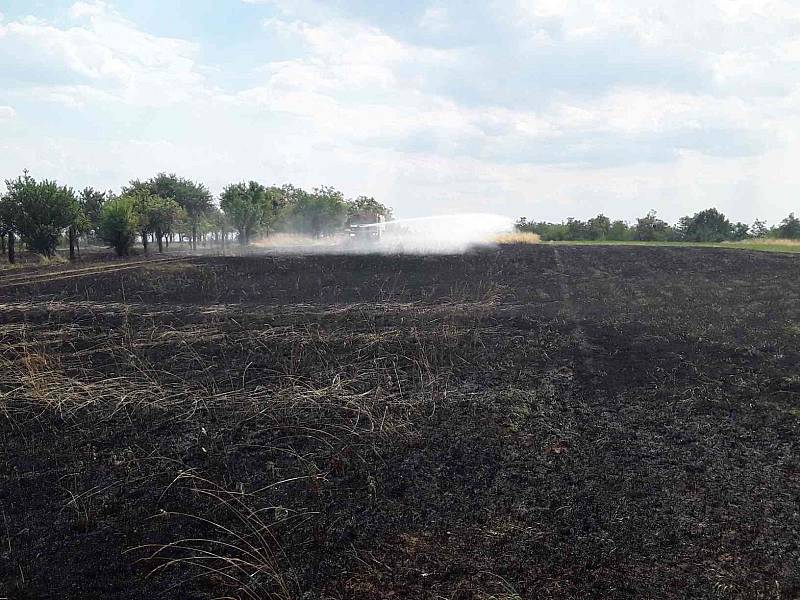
[1,0,799,222]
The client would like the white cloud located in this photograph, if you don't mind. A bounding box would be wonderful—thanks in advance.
[0,1,207,106]
[419,4,450,32]
[69,1,109,18]
[0,105,16,119]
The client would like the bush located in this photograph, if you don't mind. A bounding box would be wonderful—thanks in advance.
[4,173,79,256]
[678,208,732,242]
[777,213,800,239]
[634,210,674,241]
[99,196,139,256]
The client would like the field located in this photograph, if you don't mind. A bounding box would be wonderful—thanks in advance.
[1,245,799,599]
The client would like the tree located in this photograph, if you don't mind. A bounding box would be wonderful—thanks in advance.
[678,208,732,242]
[124,188,156,253]
[346,196,393,221]
[608,220,631,241]
[634,210,673,242]
[4,172,79,257]
[99,196,139,256]
[751,219,769,238]
[730,222,750,241]
[220,181,274,246]
[0,192,20,263]
[587,214,611,240]
[205,206,229,249]
[145,196,184,253]
[78,187,107,235]
[67,206,90,260]
[139,173,212,250]
[515,217,532,232]
[777,213,800,239]
[564,218,590,240]
[283,186,347,238]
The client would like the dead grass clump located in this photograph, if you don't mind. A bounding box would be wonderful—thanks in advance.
[252,233,343,248]
[742,238,800,246]
[492,232,541,245]
[36,253,68,265]
[138,472,303,600]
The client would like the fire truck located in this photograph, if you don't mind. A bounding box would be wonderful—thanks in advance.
[347,212,386,241]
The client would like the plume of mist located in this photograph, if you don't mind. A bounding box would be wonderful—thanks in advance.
[253,213,516,255]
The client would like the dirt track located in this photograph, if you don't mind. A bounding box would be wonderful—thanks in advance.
[0,245,798,599]
[0,256,193,288]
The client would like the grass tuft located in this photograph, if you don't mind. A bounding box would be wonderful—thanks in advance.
[492,232,541,245]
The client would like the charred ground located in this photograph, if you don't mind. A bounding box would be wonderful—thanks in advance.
[0,245,798,599]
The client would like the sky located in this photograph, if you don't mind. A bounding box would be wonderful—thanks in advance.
[1,0,800,223]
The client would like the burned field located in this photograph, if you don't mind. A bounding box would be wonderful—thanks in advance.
[1,246,798,599]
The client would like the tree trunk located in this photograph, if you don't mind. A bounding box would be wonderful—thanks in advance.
[142,230,148,254]
[69,227,76,261]
[192,224,197,250]
[8,231,15,264]
[157,230,164,253]
[0,233,5,254]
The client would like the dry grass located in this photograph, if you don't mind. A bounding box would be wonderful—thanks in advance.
[137,472,303,600]
[251,233,344,248]
[492,232,541,245]
[35,253,68,265]
[0,301,463,597]
[730,238,800,247]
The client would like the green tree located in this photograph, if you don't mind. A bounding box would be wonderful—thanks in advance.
[515,217,532,232]
[751,219,769,238]
[67,205,90,260]
[730,222,750,241]
[634,210,673,241]
[514,219,569,241]
[777,213,800,239]
[587,214,611,240]
[205,206,229,249]
[139,173,212,250]
[283,185,347,238]
[146,196,184,253]
[608,220,631,241]
[346,196,393,221]
[123,188,156,253]
[220,181,274,246]
[99,196,139,256]
[564,218,590,240]
[678,208,732,242]
[78,187,107,235]
[4,172,79,257]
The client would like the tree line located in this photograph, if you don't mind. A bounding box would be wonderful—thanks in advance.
[0,171,392,262]
[516,209,800,242]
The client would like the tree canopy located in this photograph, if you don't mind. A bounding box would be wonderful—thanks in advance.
[4,172,80,256]
[778,213,800,239]
[79,187,108,234]
[281,186,348,238]
[678,208,732,242]
[220,181,275,245]
[124,174,212,249]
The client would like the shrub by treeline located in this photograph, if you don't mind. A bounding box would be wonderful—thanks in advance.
[0,171,392,260]
[517,209,800,242]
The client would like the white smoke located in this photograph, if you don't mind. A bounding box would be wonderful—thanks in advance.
[358,213,516,254]
[252,213,516,255]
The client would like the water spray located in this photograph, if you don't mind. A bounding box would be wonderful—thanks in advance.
[351,213,516,253]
